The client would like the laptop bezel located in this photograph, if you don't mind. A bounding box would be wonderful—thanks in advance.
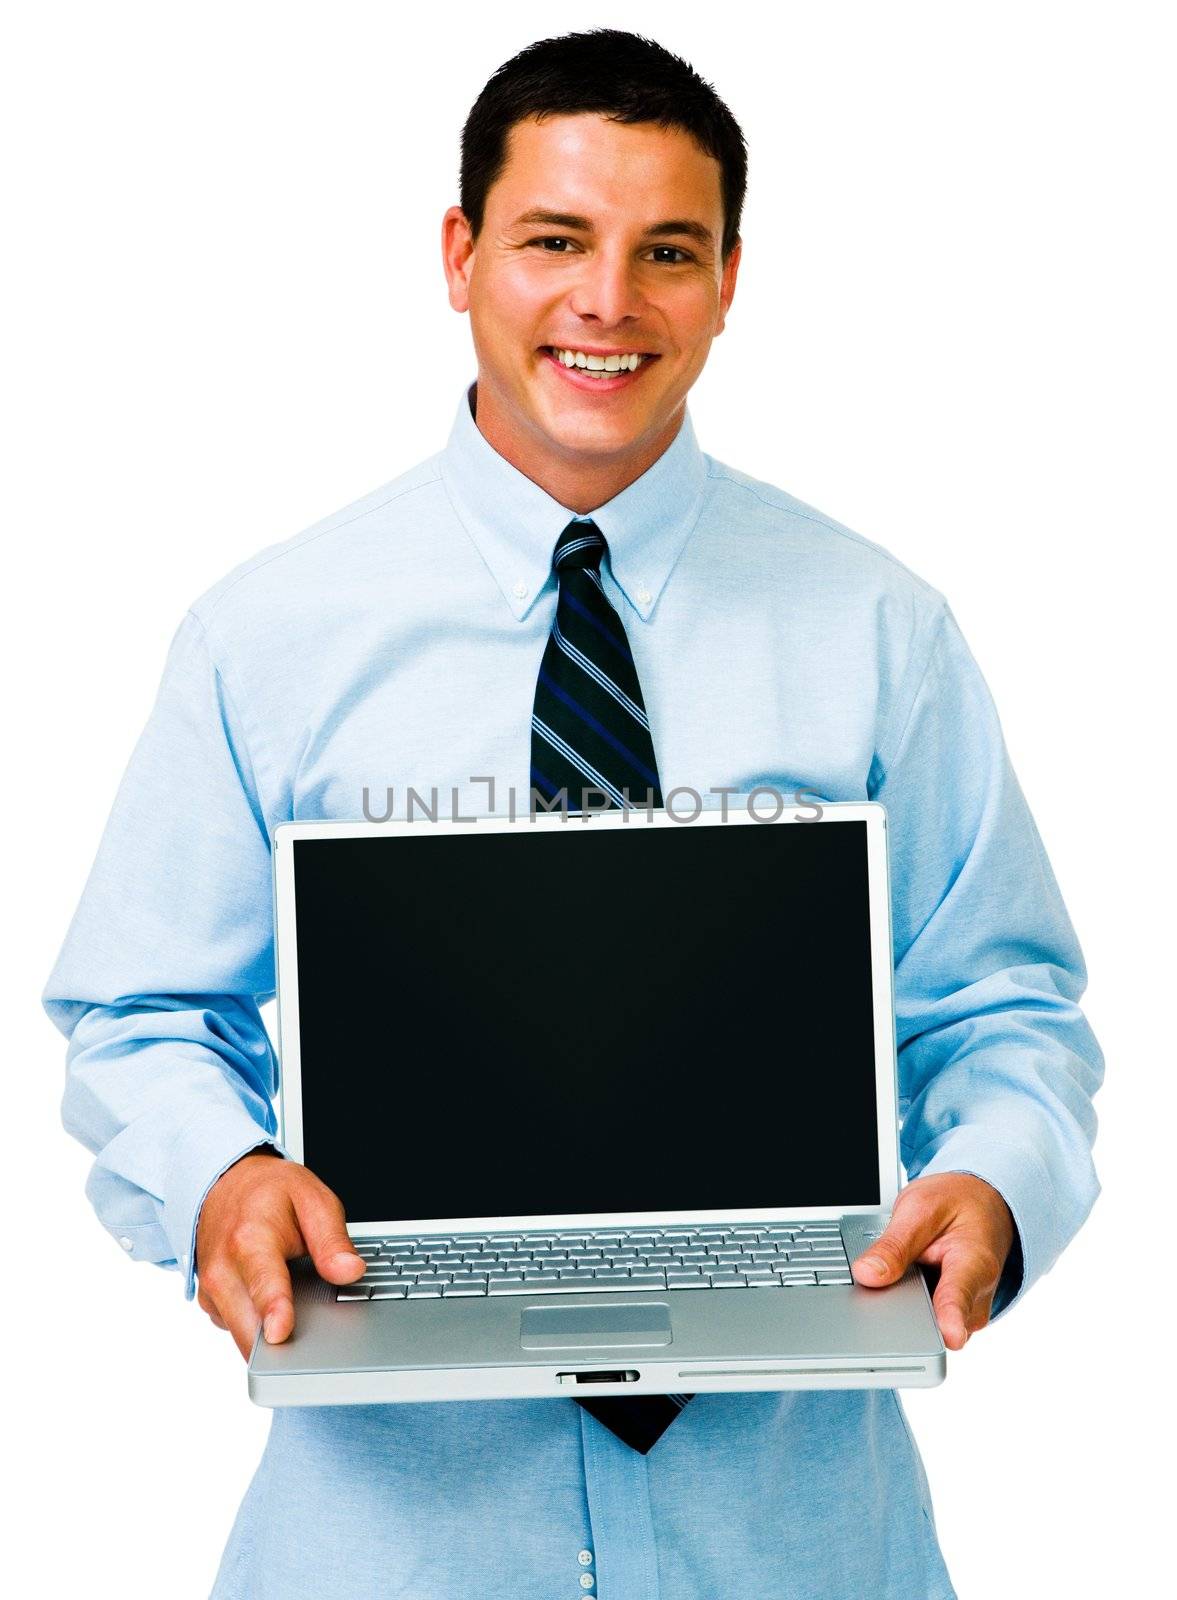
[271,801,901,1237]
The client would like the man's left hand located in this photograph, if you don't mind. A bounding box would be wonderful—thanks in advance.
[850,1172,1016,1349]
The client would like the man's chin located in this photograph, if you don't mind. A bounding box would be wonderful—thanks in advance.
[527,398,657,461]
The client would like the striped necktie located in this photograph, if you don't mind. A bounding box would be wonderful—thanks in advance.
[529,517,694,1454]
[530,518,663,812]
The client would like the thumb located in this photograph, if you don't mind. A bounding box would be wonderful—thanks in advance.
[293,1180,366,1283]
[852,1199,943,1286]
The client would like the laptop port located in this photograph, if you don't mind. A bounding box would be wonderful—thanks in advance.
[557,1370,641,1385]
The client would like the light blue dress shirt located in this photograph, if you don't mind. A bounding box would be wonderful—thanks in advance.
[44,381,1103,1599]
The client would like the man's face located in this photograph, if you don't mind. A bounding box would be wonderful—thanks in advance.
[444,113,740,483]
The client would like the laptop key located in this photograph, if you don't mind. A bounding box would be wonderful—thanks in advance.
[406,1284,443,1298]
[442,1281,487,1296]
[490,1279,576,1296]
[370,1285,409,1300]
[337,1287,372,1300]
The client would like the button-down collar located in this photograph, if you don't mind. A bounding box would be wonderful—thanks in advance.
[439,380,709,623]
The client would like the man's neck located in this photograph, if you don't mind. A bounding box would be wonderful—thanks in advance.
[471,381,682,514]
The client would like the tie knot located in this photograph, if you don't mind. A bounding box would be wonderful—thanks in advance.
[553,518,606,575]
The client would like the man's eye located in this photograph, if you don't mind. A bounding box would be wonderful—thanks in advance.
[531,236,576,252]
[650,246,692,264]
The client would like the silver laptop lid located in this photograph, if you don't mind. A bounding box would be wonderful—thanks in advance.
[272,801,900,1238]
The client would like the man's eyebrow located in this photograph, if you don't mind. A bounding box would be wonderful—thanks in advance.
[510,208,715,249]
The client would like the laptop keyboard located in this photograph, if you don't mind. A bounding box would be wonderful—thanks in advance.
[335,1223,853,1300]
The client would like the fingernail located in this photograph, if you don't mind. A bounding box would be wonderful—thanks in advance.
[860,1255,888,1275]
[263,1313,280,1342]
[333,1251,361,1272]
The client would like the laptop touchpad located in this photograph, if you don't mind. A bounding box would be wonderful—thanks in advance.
[519,1302,672,1349]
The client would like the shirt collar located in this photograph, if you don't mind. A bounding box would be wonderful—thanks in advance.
[439,380,709,623]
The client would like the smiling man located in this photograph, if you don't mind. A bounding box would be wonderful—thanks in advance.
[447,109,740,513]
[44,28,1102,1600]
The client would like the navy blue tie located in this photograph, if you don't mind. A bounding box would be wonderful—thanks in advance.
[530,518,662,812]
[529,518,693,1453]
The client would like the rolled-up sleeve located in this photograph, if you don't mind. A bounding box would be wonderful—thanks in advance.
[872,599,1103,1318]
[43,610,287,1299]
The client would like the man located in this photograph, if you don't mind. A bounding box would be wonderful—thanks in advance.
[44,28,1102,1600]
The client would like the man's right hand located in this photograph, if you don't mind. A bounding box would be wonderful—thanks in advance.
[195,1148,366,1359]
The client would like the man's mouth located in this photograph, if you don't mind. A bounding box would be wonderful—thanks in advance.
[539,346,660,383]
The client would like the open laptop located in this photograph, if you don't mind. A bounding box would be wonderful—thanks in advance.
[248,799,945,1406]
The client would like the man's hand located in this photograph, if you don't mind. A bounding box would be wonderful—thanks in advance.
[850,1172,1016,1350]
[195,1149,366,1359]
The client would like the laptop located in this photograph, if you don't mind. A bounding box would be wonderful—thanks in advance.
[248,799,945,1406]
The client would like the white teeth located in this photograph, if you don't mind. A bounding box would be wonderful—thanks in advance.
[551,348,646,374]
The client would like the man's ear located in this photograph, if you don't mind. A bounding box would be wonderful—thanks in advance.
[442,205,476,313]
[715,238,742,336]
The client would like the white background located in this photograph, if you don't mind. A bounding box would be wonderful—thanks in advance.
[5,3,1174,1594]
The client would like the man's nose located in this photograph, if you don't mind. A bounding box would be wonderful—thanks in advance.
[567,248,645,328]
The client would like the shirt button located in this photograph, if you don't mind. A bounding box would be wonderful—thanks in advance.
[513,581,529,599]
[636,586,652,606]
[577,1550,593,1566]
[118,1237,133,1251]
[579,1575,595,1589]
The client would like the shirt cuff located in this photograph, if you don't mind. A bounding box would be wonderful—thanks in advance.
[161,1105,292,1300]
[906,1129,1056,1323]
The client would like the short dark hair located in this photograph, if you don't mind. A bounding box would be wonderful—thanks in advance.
[459,29,747,263]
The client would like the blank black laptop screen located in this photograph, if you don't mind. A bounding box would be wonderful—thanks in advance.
[291,818,882,1222]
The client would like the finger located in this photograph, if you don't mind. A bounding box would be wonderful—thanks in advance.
[852,1192,948,1286]
[236,1243,297,1346]
[933,1237,1003,1347]
[200,1260,266,1361]
[292,1181,366,1282]
[932,1268,974,1350]
[197,1286,228,1331]
[969,1287,996,1335]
